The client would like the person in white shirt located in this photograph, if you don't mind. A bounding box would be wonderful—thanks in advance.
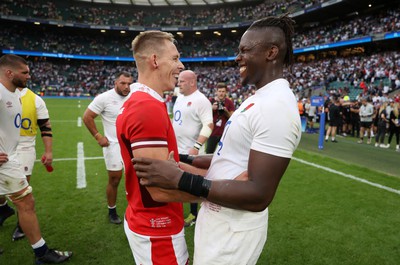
[5,86,54,241]
[173,70,213,226]
[358,97,374,144]
[83,72,133,224]
[132,14,301,265]
[0,54,71,263]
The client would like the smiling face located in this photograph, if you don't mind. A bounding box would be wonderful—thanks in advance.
[156,40,184,92]
[235,30,269,88]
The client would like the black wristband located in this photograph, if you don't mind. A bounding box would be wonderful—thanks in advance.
[178,154,194,165]
[178,172,211,198]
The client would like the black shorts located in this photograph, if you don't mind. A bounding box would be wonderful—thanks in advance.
[360,121,372,128]
[329,120,339,127]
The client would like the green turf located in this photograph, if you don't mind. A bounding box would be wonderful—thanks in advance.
[0,98,399,265]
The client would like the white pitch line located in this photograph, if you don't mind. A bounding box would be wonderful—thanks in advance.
[77,117,82,127]
[33,156,104,163]
[76,142,87,189]
[292,157,400,195]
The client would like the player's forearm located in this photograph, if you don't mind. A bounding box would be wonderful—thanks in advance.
[83,119,98,137]
[206,179,274,212]
[179,154,213,169]
[148,187,204,203]
[42,137,53,154]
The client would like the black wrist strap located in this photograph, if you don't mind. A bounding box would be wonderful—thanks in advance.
[178,172,211,198]
[179,154,194,165]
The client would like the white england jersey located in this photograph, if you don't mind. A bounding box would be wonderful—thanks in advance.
[173,90,213,154]
[198,79,302,255]
[0,83,22,164]
[206,78,301,182]
[88,88,131,143]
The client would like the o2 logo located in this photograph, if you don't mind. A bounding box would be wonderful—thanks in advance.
[217,120,232,156]
[174,110,182,125]
[14,113,22,128]
[14,114,32,131]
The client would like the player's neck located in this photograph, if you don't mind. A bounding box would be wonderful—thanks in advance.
[0,80,17,93]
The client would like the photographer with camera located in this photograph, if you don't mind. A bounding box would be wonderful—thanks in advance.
[206,83,235,154]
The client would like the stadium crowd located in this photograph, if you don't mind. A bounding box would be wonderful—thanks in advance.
[1,0,329,27]
[1,5,399,58]
[25,50,400,105]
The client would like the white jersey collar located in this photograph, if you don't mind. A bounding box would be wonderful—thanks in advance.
[130,83,164,102]
[256,78,289,94]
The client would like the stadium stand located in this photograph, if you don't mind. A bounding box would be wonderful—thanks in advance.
[0,0,399,101]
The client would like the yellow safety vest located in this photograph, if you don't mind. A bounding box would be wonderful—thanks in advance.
[20,89,38,137]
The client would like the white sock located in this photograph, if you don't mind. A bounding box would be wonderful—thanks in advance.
[32,238,46,249]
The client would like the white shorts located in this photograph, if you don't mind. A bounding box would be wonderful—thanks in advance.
[103,142,123,171]
[124,219,189,265]
[16,144,36,176]
[0,158,29,195]
[194,202,268,265]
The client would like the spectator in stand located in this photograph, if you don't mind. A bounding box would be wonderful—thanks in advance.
[206,82,235,154]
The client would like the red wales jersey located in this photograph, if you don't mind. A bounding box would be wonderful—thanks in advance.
[116,83,183,236]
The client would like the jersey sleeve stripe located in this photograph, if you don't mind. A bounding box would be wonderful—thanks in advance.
[131,140,168,149]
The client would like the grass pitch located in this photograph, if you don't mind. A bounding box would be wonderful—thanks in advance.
[0,98,399,265]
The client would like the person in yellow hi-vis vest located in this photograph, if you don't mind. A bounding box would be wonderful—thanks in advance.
[1,87,54,241]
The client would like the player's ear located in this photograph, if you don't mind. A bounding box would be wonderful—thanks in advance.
[150,54,158,69]
[266,45,278,61]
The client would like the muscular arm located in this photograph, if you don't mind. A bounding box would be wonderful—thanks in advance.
[82,109,109,147]
[191,154,213,169]
[206,150,289,211]
[134,149,289,212]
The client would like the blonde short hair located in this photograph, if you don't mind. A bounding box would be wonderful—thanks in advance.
[131,31,175,61]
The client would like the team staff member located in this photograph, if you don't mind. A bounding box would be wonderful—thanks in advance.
[116,31,193,265]
[83,72,133,224]
[0,54,71,264]
[132,14,301,265]
[173,70,213,227]
[206,83,235,154]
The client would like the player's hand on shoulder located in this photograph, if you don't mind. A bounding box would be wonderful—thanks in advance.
[132,151,183,189]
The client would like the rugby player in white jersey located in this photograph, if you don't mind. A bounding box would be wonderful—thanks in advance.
[83,72,133,224]
[132,14,301,265]
[0,54,71,263]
